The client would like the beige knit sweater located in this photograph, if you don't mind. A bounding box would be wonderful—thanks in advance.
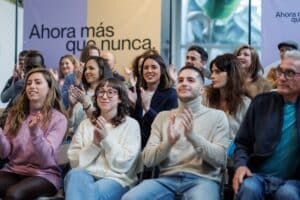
[143,96,230,182]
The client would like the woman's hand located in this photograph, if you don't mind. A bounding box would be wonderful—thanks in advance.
[140,87,151,112]
[125,67,137,88]
[74,63,84,85]
[93,116,108,145]
[167,64,178,84]
[126,87,137,106]
[28,111,43,132]
[69,85,88,105]
[68,85,78,106]
[49,68,59,81]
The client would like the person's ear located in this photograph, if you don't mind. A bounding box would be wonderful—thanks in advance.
[199,85,204,95]
[201,60,207,66]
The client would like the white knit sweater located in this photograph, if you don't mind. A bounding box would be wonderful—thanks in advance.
[143,96,230,182]
[68,116,141,187]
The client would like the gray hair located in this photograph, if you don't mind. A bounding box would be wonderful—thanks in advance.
[284,50,300,60]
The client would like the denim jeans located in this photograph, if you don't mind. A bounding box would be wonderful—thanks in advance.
[122,172,220,200]
[64,168,129,200]
[236,173,300,200]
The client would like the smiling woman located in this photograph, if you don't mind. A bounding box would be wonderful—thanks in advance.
[64,77,141,200]
[68,56,113,136]
[0,68,67,199]
[130,53,178,148]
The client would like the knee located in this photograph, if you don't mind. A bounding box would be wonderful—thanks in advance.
[122,180,157,200]
[65,168,84,181]
[237,177,264,199]
[122,188,142,200]
[6,187,24,200]
[275,184,300,200]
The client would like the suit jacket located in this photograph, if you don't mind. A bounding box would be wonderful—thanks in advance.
[132,87,178,148]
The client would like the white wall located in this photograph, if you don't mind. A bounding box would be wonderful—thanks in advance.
[0,0,23,108]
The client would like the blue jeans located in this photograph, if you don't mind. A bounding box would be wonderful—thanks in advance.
[122,172,220,200]
[64,168,129,200]
[236,173,300,200]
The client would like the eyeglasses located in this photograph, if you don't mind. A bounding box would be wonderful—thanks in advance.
[97,89,118,98]
[275,67,300,80]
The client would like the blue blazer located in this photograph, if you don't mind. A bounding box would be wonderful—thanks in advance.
[132,87,178,148]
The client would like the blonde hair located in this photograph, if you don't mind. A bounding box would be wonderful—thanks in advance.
[59,54,80,79]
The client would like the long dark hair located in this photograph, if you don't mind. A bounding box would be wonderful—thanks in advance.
[92,78,130,127]
[81,56,113,91]
[206,54,246,115]
[131,49,159,87]
[140,54,173,90]
[79,44,101,63]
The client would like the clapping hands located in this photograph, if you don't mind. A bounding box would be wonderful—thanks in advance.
[93,116,108,145]
[28,111,43,133]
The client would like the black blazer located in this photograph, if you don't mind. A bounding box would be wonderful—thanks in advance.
[132,87,178,148]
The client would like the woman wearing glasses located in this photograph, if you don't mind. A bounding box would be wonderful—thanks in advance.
[64,78,141,200]
[68,56,113,136]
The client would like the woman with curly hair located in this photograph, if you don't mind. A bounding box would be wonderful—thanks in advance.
[65,78,141,200]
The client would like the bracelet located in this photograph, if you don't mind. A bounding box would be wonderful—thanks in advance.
[83,104,91,111]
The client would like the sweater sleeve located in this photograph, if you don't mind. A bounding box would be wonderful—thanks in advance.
[62,74,75,109]
[0,79,23,103]
[142,113,173,167]
[68,120,102,168]
[30,112,67,165]
[0,77,14,103]
[187,111,230,168]
[0,128,11,158]
[100,119,141,174]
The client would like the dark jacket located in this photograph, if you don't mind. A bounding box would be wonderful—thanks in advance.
[132,87,178,148]
[234,92,300,176]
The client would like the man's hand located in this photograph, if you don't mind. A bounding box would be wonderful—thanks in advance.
[233,166,253,194]
[167,112,181,145]
[181,109,193,137]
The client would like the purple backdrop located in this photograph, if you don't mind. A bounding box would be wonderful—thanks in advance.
[24,0,87,68]
[262,0,300,67]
